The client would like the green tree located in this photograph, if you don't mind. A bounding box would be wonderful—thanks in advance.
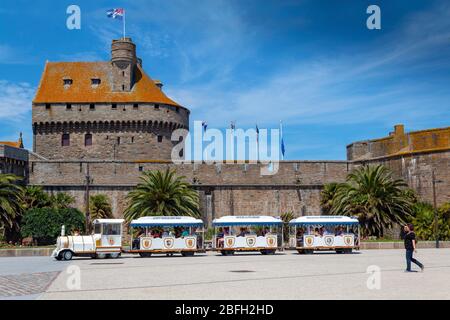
[438,202,450,241]
[90,194,113,220]
[411,202,435,240]
[330,165,415,237]
[22,186,51,210]
[50,192,75,209]
[0,174,24,242]
[280,211,295,243]
[124,169,200,222]
[320,182,339,215]
[21,207,85,245]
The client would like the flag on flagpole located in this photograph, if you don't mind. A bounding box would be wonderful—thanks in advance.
[107,8,124,19]
[201,121,208,132]
[107,8,126,38]
[280,120,285,159]
[256,124,259,142]
[230,121,236,130]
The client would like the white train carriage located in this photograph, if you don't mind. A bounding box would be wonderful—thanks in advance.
[289,216,360,254]
[128,216,205,257]
[212,215,283,255]
[52,219,124,261]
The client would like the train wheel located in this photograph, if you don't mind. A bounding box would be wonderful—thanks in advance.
[139,252,152,258]
[260,250,267,255]
[109,252,120,259]
[63,250,73,261]
[182,251,195,257]
[96,253,107,259]
[267,250,276,255]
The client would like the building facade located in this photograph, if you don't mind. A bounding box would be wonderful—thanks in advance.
[32,38,188,161]
[26,38,450,225]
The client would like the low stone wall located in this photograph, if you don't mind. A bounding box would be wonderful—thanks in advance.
[0,247,55,257]
[360,241,450,249]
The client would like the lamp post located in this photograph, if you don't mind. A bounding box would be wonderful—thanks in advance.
[85,163,93,233]
[432,170,443,249]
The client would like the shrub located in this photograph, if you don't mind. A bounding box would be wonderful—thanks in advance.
[21,208,85,245]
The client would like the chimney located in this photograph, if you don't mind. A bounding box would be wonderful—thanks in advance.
[394,124,405,136]
[111,38,137,92]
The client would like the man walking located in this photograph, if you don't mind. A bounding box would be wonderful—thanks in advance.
[404,223,424,272]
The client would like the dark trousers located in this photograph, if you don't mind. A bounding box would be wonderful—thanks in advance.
[406,249,423,271]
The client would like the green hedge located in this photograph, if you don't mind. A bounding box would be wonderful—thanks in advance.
[21,208,85,245]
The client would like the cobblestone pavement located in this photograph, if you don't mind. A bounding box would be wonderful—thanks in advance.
[0,271,60,298]
[0,256,68,299]
[42,249,450,299]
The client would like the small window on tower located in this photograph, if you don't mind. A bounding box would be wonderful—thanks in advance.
[112,104,117,110]
[66,104,72,110]
[139,166,144,172]
[133,103,138,109]
[61,134,70,146]
[90,104,95,110]
[63,79,73,86]
[117,137,121,145]
[91,78,101,86]
[155,104,160,109]
[85,133,92,146]
[45,104,51,110]
[157,135,163,143]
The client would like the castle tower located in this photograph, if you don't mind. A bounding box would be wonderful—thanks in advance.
[111,38,137,92]
[32,38,189,161]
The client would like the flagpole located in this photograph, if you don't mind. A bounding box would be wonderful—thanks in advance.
[256,123,259,163]
[123,10,126,39]
[280,120,284,161]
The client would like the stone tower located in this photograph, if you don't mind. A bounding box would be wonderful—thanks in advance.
[111,38,137,92]
[32,38,189,161]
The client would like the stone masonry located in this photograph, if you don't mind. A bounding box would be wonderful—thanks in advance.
[27,38,450,226]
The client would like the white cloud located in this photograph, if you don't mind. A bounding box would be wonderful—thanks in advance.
[0,80,34,120]
[166,2,450,129]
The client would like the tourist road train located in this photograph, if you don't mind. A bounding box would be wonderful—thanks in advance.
[51,215,360,260]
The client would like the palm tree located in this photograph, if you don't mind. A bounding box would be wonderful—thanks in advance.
[23,186,51,210]
[50,192,75,209]
[0,174,24,242]
[124,169,200,222]
[280,211,295,244]
[90,194,113,220]
[320,182,339,214]
[330,165,415,237]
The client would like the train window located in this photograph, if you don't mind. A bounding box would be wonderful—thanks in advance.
[103,224,121,235]
[94,223,102,234]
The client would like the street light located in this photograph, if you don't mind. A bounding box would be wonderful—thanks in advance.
[432,170,443,249]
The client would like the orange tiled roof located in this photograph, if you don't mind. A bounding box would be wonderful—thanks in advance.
[33,62,181,107]
[0,140,22,148]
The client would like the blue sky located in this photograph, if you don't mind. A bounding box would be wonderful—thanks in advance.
[0,0,449,160]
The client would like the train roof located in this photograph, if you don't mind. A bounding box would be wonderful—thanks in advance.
[93,219,124,224]
[130,216,204,227]
[289,216,359,226]
[212,215,282,226]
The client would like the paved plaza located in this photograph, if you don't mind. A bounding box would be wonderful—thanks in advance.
[1,249,449,300]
